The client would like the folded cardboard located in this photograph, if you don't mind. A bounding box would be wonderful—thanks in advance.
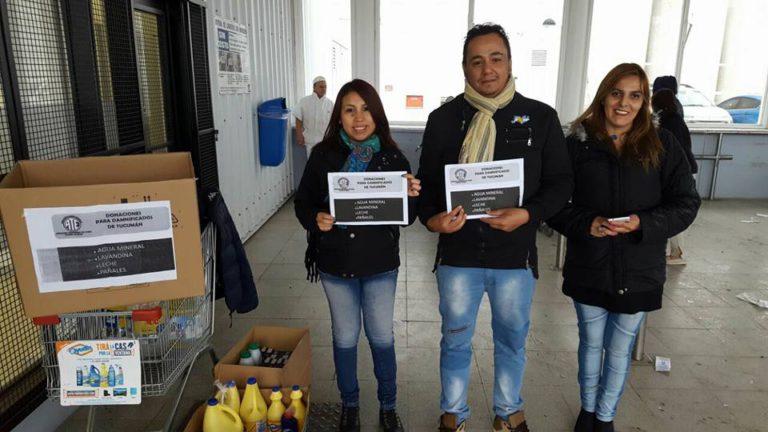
[183,386,310,432]
[215,326,312,389]
[0,153,204,318]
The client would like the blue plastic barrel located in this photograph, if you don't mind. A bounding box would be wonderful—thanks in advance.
[257,97,291,166]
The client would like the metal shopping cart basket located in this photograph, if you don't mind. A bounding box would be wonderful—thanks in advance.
[33,223,218,432]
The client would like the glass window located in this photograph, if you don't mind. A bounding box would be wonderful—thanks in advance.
[301,0,351,103]
[585,0,683,113]
[379,0,468,123]
[680,0,768,125]
[474,0,565,109]
[134,9,170,151]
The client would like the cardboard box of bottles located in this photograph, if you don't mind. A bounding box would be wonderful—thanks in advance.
[0,153,204,318]
[183,386,310,432]
[214,326,312,389]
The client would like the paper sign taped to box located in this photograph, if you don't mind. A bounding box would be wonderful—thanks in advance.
[24,201,177,294]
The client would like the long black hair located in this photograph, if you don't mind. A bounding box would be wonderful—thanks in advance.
[317,79,398,152]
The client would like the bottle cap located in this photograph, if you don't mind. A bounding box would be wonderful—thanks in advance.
[226,380,236,388]
[247,377,257,385]
[240,350,252,358]
[207,398,219,406]
[272,386,280,392]
[292,384,300,391]
[248,342,261,349]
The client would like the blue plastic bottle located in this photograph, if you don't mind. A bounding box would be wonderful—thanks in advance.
[116,365,124,385]
[90,365,100,388]
[108,365,116,387]
[281,410,299,432]
[76,368,83,386]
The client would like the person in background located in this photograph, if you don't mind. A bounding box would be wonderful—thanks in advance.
[652,88,698,265]
[295,76,334,157]
[417,23,573,432]
[294,79,420,432]
[652,75,684,117]
[548,63,701,432]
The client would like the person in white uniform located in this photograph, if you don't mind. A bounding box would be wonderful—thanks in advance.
[295,76,334,157]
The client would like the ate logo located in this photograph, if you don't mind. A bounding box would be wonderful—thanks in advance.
[61,216,82,232]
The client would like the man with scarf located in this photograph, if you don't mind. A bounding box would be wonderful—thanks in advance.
[417,23,573,432]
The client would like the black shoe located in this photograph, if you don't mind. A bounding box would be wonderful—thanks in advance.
[594,418,614,432]
[380,409,404,432]
[573,409,595,432]
[339,406,360,432]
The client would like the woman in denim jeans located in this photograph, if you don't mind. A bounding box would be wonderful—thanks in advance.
[294,79,420,432]
[548,64,701,432]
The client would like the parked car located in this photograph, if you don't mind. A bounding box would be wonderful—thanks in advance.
[717,95,762,124]
[677,84,733,124]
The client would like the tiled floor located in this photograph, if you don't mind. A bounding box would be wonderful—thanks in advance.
[56,199,768,431]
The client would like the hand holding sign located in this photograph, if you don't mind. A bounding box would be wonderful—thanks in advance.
[426,206,467,234]
[481,207,530,232]
[404,174,421,197]
[316,212,335,232]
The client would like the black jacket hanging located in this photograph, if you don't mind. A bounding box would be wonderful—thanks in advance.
[198,186,258,314]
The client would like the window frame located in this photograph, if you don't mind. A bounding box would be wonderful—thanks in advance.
[304,0,768,130]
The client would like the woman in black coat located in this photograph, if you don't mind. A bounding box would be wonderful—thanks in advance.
[294,79,419,432]
[652,88,697,264]
[548,63,701,432]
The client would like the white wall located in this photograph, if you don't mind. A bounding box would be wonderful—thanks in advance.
[206,0,297,240]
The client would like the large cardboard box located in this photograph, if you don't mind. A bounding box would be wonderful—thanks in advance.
[0,153,204,318]
[183,386,310,432]
[214,326,312,389]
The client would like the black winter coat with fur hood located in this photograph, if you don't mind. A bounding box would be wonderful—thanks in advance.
[547,124,701,313]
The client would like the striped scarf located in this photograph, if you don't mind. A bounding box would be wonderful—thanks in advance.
[459,77,516,163]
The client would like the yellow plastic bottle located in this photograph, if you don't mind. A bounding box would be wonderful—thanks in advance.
[240,377,268,432]
[267,387,286,432]
[221,380,241,412]
[203,398,243,432]
[289,385,306,431]
[99,363,108,388]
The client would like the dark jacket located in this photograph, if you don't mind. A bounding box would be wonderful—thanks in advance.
[294,139,417,279]
[652,76,684,117]
[658,110,698,174]
[547,125,701,313]
[198,187,258,314]
[416,93,573,276]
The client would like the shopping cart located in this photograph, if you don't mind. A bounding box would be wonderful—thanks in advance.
[33,223,218,432]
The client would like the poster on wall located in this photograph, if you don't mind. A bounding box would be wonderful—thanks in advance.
[215,16,251,94]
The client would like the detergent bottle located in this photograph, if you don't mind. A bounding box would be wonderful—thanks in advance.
[90,365,100,388]
[221,380,240,412]
[289,385,306,431]
[99,363,109,387]
[107,365,116,387]
[240,377,268,432]
[203,398,243,432]
[281,408,299,432]
[267,387,286,432]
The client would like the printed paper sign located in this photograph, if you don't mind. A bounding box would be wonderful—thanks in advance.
[57,339,141,406]
[24,201,177,293]
[445,159,525,219]
[328,171,408,225]
[215,16,251,94]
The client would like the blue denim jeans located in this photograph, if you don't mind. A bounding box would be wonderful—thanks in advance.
[436,265,535,422]
[320,270,398,410]
[574,302,646,422]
